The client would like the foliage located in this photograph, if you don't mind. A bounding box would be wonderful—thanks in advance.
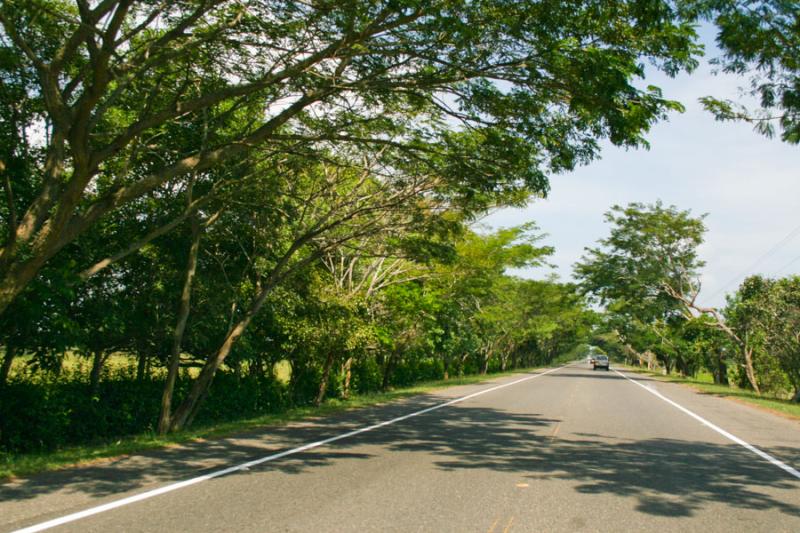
[725,275,800,398]
[577,202,800,401]
[1,221,597,452]
[575,201,706,369]
[0,0,702,315]
[696,0,800,143]
[14,0,798,457]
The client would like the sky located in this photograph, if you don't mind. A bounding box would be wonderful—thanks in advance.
[485,27,800,310]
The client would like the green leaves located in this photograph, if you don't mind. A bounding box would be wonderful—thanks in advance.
[0,0,708,315]
[726,275,800,396]
[697,0,800,143]
[579,202,706,301]
[575,201,707,359]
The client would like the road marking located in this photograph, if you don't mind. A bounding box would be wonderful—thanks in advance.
[613,369,800,480]
[487,517,500,533]
[13,365,569,533]
[503,515,515,533]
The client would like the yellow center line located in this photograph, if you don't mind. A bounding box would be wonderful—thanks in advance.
[503,516,515,533]
[487,517,500,533]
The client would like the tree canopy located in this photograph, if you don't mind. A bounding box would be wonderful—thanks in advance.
[0,0,702,314]
[575,201,706,324]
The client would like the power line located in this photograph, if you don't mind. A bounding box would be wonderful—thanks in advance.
[706,222,800,301]
[773,252,800,277]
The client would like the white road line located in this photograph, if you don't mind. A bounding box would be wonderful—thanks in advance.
[613,368,800,480]
[12,364,569,533]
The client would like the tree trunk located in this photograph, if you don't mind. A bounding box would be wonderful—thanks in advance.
[715,352,729,385]
[0,342,16,385]
[315,352,336,406]
[480,348,492,375]
[89,349,106,396]
[382,352,397,391]
[168,283,275,432]
[185,383,212,428]
[677,357,689,377]
[342,357,353,398]
[459,353,470,377]
[136,353,147,381]
[742,345,760,395]
[158,219,201,434]
[662,356,674,375]
[168,231,326,432]
[0,255,49,317]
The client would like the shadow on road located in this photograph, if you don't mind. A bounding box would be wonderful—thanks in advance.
[2,370,798,522]
[376,410,800,518]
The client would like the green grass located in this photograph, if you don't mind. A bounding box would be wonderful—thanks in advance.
[0,366,546,481]
[622,365,800,420]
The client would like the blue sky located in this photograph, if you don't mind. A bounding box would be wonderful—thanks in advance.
[486,27,800,309]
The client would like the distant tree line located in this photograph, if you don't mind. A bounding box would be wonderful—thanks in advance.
[577,202,800,402]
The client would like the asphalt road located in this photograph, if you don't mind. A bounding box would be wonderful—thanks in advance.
[3,364,800,532]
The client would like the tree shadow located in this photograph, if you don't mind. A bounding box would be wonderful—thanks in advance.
[553,369,623,379]
[361,408,800,519]
[240,395,800,519]
[2,377,799,524]
[0,393,450,502]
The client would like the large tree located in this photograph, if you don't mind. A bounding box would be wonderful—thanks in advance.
[0,0,703,316]
[575,201,707,371]
[157,147,463,431]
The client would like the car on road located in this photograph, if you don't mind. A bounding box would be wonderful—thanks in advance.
[585,346,603,366]
[592,354,609,371]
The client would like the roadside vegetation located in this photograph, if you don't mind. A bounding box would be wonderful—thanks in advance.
[621,366,800,421]
[2,0,799,477]
[0,364,555,480]
[1,226,595,456]
[578,203,800,405]
[2,0,688,457]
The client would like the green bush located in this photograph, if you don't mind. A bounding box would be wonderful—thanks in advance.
[350,357,382,393]
[0,371,289,454]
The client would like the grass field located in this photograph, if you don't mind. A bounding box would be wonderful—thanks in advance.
[0,366,546,480]
[622,365,800,421]
[6,353,296,382]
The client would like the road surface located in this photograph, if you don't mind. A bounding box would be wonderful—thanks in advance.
[2,364,799,532]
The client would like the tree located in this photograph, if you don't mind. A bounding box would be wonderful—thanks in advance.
[575,201,707,372]
[697,0,800,143]
[680,315,733,384]
[0,0,703,316]
[726,275,800,400]
[320,236,435,397]
[159,147,474,431]
[430,223,554,374]
[510,280,597,366]
[764,276,800,401]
